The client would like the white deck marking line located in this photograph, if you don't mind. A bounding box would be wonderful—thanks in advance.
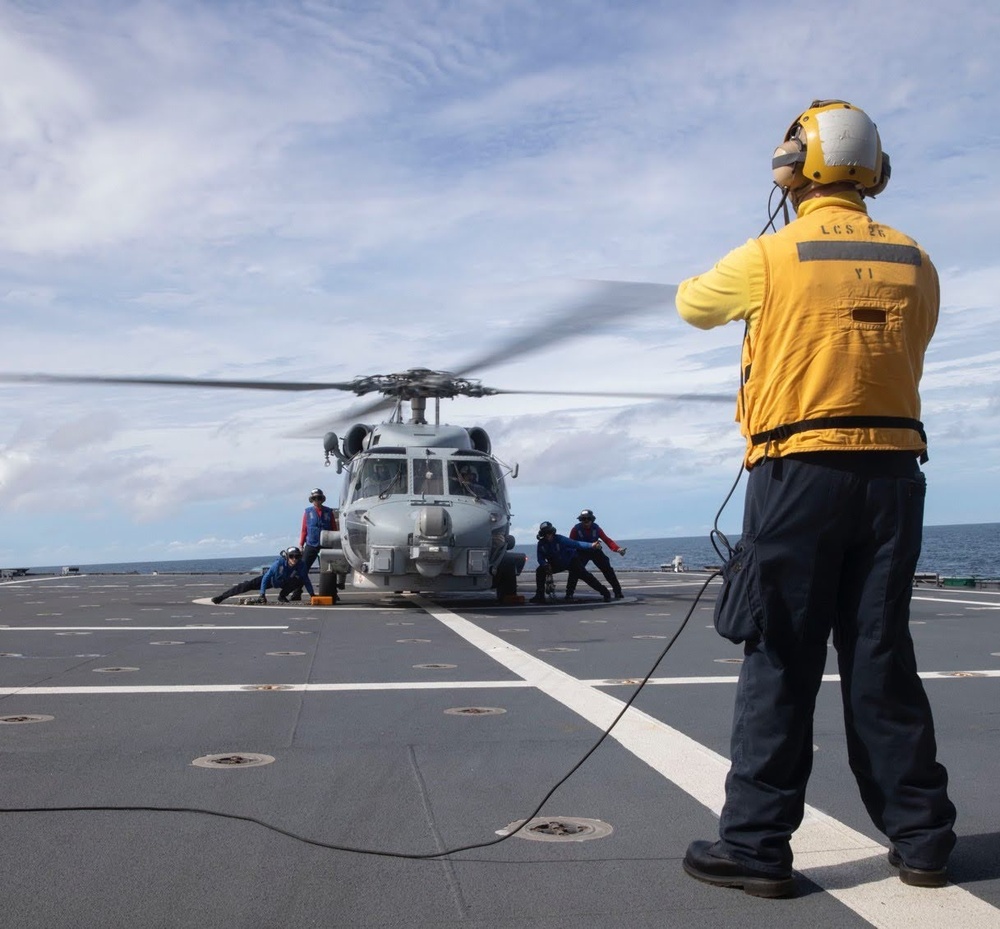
[0,626,288,631]
[0,681,533,695]
[4,671,997,697]
[0,576,78,586]
[626,581,719,590]
[587,670,1000,685]
[413,596,1000,929]
[912,595,1000,607]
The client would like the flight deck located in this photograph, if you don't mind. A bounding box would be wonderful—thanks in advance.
[1,571,998,928]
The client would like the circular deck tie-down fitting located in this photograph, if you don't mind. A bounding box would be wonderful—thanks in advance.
[496,816,614,842]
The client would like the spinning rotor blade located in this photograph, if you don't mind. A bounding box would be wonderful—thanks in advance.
[288,395,398,438]
[492,388,731,402]
[0,373,360,392]
[3,279,704,442]
[451,280,677,378]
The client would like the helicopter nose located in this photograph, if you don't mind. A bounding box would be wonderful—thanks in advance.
[412,505,453,578]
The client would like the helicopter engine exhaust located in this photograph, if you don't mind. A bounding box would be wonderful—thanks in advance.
[467,426,491,454]
[344,424,372,457]
[411,505,453,578]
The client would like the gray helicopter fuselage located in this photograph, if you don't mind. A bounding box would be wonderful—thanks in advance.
[319,422,516,593]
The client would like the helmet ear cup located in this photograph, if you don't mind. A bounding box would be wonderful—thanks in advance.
[866,150,891,198]
[772,137,806,190]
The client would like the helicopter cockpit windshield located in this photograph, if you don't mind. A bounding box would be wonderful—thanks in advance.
[414,458,444,497]
[354,457,408,501]
[449,460,499,502]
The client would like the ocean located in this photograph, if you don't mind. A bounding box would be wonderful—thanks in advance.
[17,522,1000,580]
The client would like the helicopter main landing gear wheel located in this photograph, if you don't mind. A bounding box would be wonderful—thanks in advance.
[318,570,339,599]
[494,553,524,602]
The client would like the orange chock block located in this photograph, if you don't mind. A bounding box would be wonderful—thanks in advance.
[310,596,335,606]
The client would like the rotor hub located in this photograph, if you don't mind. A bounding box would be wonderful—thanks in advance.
[350,369,495,400]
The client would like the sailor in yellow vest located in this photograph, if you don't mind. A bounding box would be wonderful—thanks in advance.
[676,100,955,898]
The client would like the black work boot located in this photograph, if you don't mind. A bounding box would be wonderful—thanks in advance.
[683,840,794,898]
[887,847,948,888]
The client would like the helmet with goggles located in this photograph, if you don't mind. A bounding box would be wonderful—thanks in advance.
[537,521,556,539]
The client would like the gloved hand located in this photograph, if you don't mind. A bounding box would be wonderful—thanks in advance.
[618,547,628,557]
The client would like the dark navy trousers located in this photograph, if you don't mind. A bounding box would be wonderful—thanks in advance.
[569,548,623,597]
[534,557,606,599]
[216,575,306,602]
[715,453,955,874]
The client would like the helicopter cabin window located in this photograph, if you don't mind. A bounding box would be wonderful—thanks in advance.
[414,458,444,496]
[449,460,498,501]
[355,457,408,500]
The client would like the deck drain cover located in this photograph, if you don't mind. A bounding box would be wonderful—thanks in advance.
[580,619,607,624]
[241,684,295,691]
[497,817,613,842]
[266,651,306,657]
[444,706,506,716]
[150,641,185,646]
[714,658,743,664]
[943,671,985,677]
[192,752,275,768]
[539,647,578,653]
[0,714,54,725]
[397,638,432,643]
[55,631,91,636]
[93,667,139,673]
[0,652,23,658]
[413,663,457,669]
[498,628,529,633]
[282,630,314,635]
[633,635,667,639]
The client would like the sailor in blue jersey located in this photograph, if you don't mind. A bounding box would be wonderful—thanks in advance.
[299,488,339,598]
[211,546,316,604]
[569,509,626,599]
[530,521,610,604]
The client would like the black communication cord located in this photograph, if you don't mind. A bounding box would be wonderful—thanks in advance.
[761,184,792,236]
[0,571,719,860]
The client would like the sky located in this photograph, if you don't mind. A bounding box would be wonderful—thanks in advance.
[1,0,999,568]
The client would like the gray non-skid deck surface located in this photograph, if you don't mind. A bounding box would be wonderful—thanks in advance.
[1,572,998,928]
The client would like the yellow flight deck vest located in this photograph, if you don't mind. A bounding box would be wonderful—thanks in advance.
[741,204,938,466]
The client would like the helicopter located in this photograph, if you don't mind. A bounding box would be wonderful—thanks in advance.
[313,368,531,599]
[0,281,731,601]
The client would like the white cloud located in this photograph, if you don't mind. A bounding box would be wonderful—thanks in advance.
[1,0,999,565]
